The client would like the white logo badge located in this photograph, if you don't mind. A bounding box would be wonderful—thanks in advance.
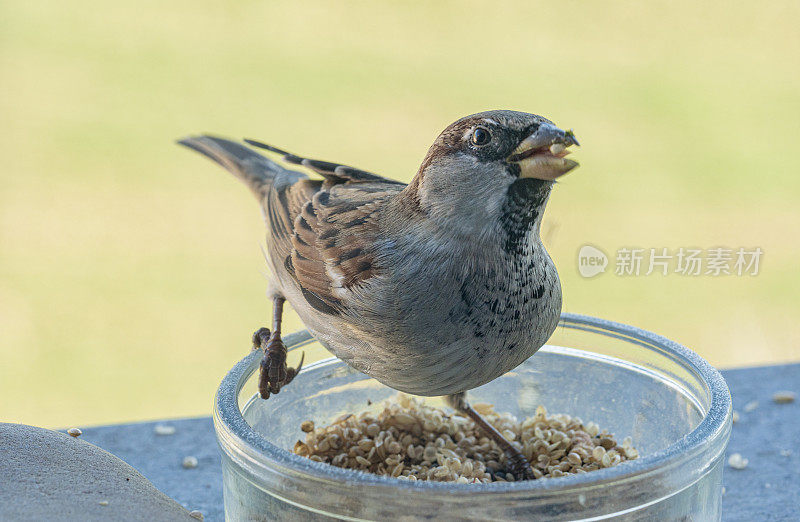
[578,245,608,278]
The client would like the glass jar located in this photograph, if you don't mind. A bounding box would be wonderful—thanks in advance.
[214,313,732,520]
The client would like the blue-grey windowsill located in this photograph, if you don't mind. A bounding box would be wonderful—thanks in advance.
[77,363,800,522]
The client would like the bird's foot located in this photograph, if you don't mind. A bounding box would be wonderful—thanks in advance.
[252,327,304,399]
[446,392,535,481]
[503,446,535,481]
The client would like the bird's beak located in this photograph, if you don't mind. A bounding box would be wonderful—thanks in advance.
[507,123,580,180]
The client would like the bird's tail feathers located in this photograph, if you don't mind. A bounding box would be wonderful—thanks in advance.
[177,135,284,199]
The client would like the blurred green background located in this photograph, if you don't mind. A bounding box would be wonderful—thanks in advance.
[1,1,798,427]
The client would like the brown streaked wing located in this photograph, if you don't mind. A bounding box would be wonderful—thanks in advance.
[285,182,403,314]
[249,137,407,315]
[264,177,322,262]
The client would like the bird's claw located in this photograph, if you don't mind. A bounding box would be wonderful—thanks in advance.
[253,327,304,399]
[286,351,305,382]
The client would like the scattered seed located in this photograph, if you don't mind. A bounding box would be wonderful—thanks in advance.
[728,453,748,470]
[333,413,353,424]
[592,446,606,461]
[599,438,615,450]
[355,456,371,467]
[743,401,759,413]
[394,413,417,426]
[601,453,612,468]
[772,391,796,404]
[292,394,636,483]
[189,510,204,520]
[153,424,176,436]
[732,411,739,424]
[98,501,109,506]
[182,456,199,469]
[780,449,792,458]
[67,428,82,438]
[473,403,494,415]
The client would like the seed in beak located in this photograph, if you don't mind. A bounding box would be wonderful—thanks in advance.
[550,143,565,155]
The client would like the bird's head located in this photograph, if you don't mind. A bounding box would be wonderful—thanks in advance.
[407,110,579,242]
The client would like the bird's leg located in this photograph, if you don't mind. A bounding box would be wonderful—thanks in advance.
[251,296,304,399]
[445,392,534,481]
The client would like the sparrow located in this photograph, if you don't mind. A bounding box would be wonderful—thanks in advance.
[179,110,579,479]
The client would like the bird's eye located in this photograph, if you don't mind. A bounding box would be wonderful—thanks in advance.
[471,127,491,146]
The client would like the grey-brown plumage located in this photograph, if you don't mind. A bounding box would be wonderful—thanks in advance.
[181,110,580,479]
[179,110,578,398]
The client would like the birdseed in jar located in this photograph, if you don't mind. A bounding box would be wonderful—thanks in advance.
[291,394,638,483]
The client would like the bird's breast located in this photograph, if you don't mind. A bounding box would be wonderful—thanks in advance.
[296,232,562,396]
[444,247,561,346]
[333,242,562,395]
